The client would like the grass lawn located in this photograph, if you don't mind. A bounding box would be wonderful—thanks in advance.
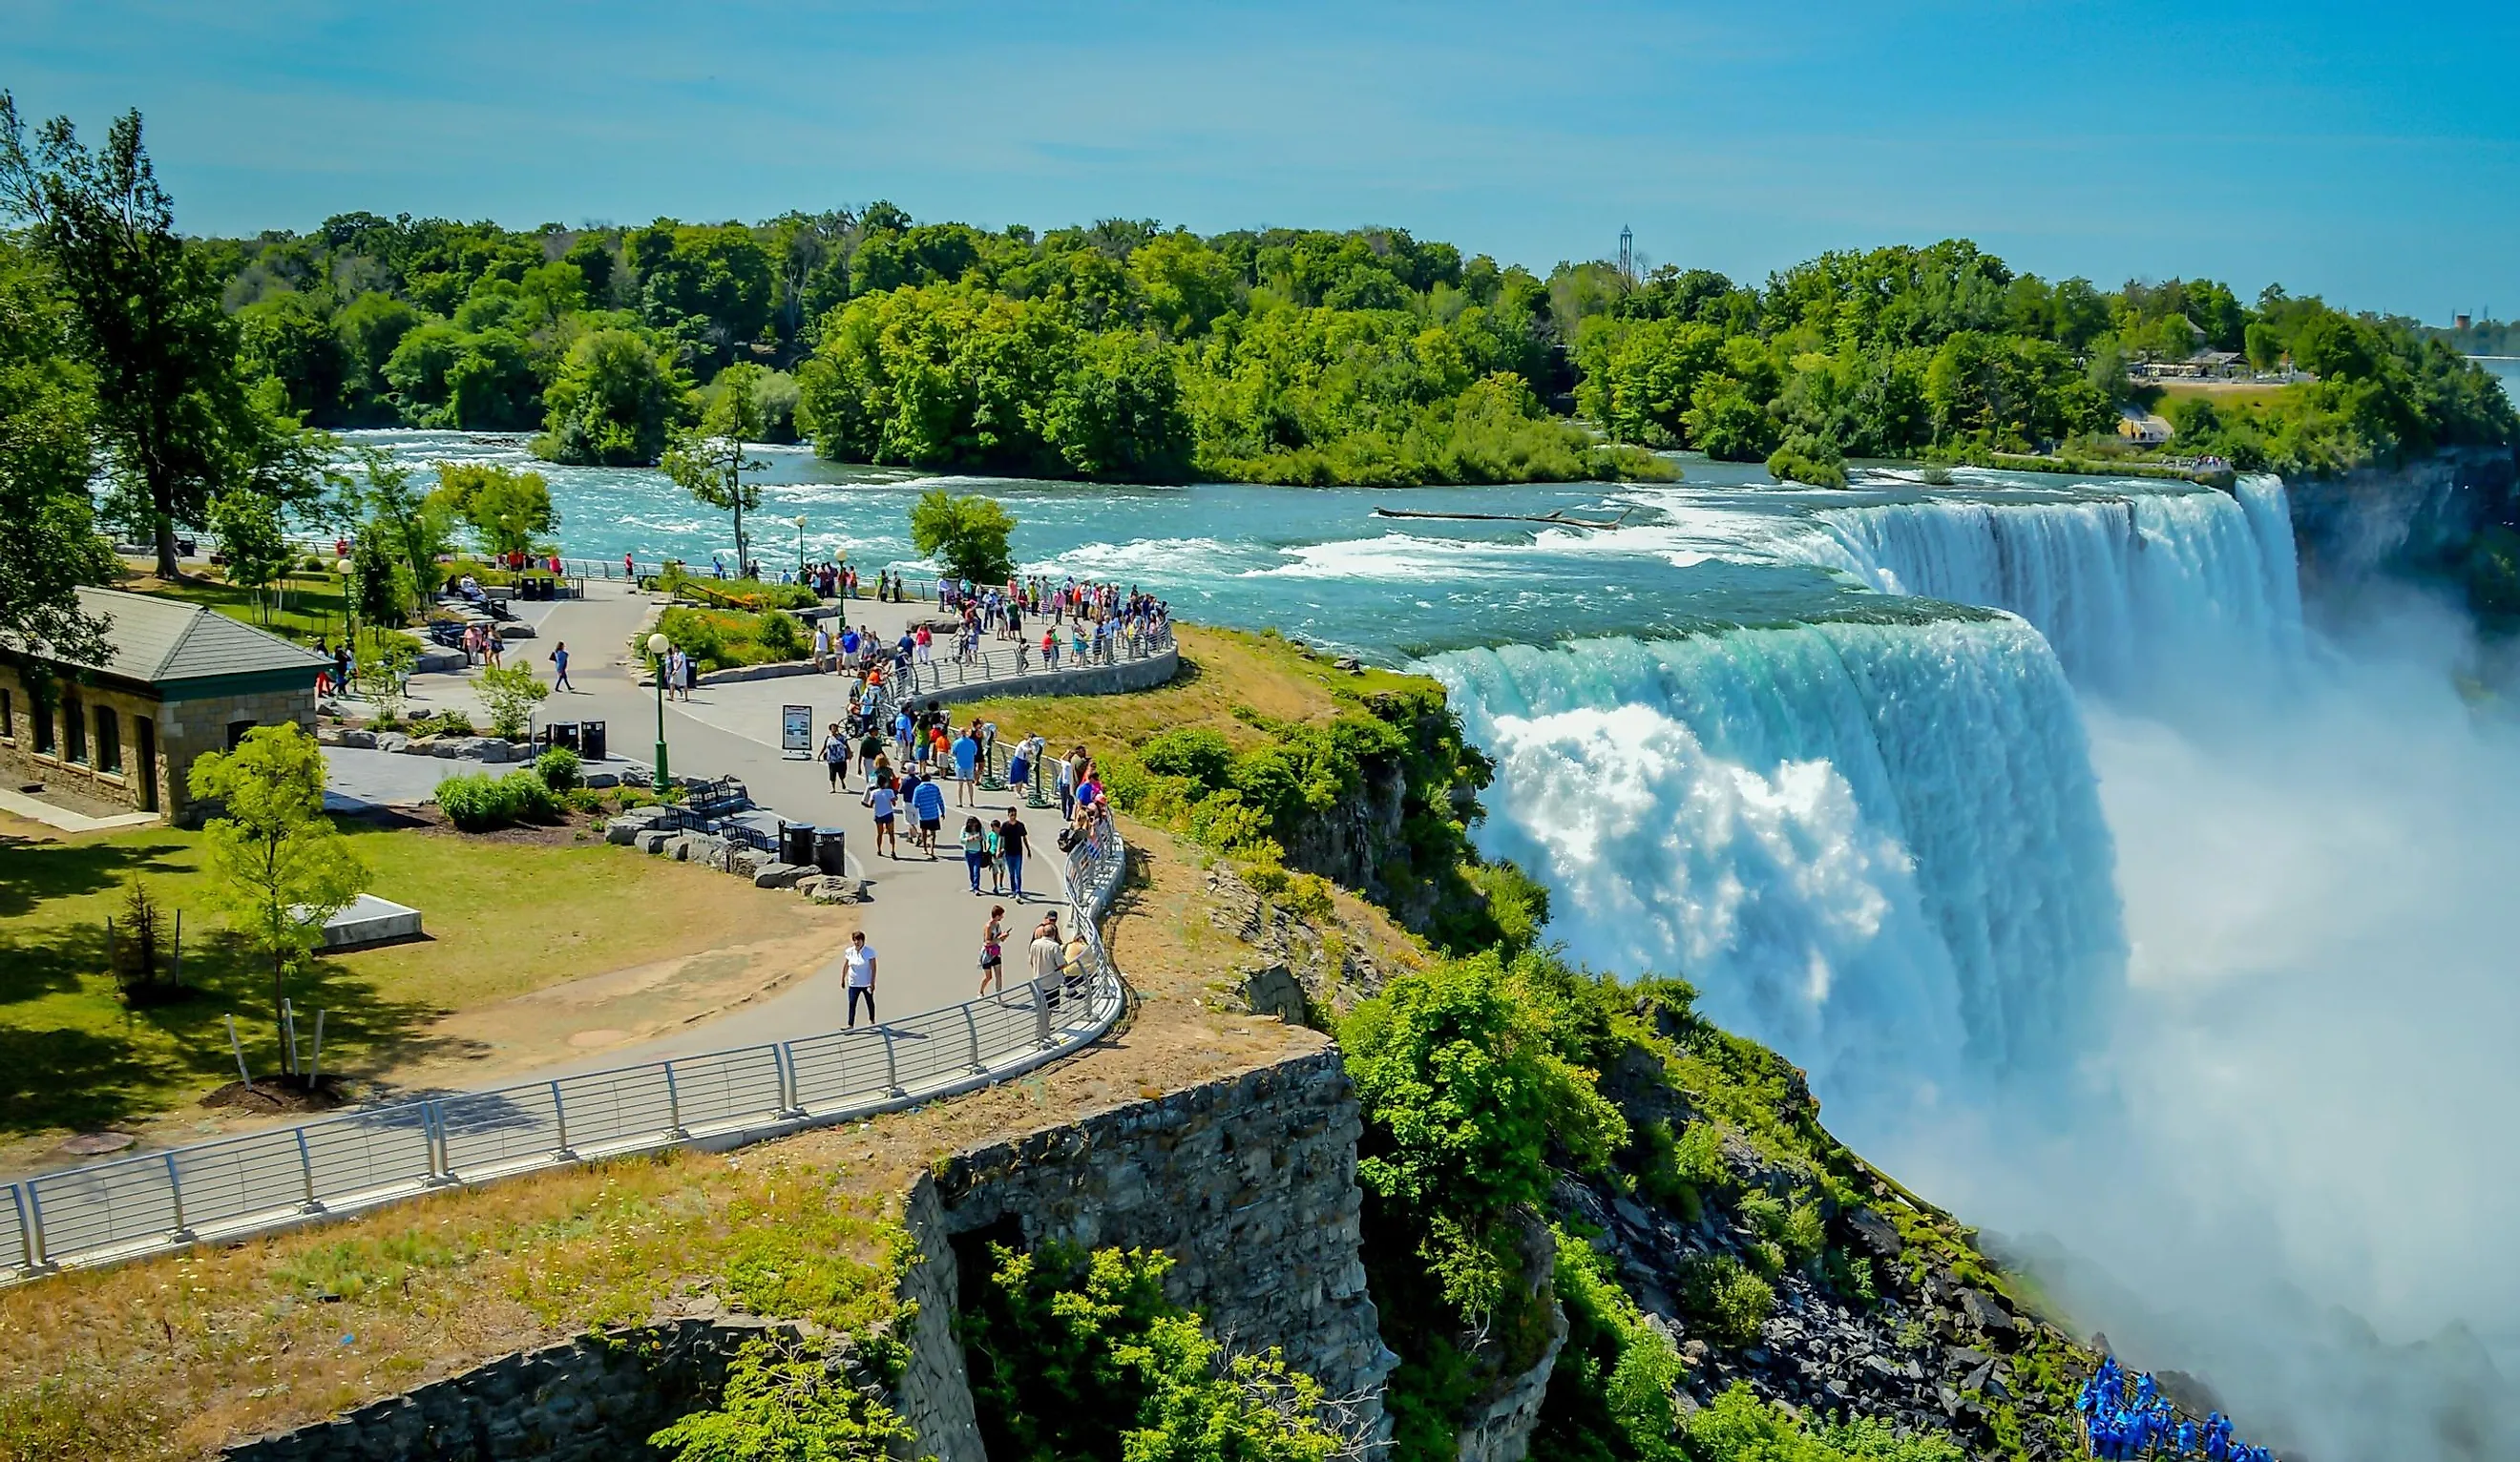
[115,562,357,646]
[0,817,804,1138]
[953,624,1436,756]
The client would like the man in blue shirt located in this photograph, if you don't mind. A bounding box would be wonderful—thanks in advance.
[909,772,947,858]
[951,727,981,805]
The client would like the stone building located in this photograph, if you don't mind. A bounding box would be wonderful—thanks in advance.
[0,586,327,825]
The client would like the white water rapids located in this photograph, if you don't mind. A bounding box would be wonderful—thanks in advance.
[1431,474,2518,1459]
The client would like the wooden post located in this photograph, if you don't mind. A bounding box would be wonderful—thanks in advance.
[223,1016,255,1094]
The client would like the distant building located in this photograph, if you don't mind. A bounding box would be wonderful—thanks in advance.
[2457,313,2472,331]
[2117,407,2174,447]
[0,587,327,824]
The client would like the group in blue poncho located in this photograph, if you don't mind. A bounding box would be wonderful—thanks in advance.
[2077,1355,2275,1460]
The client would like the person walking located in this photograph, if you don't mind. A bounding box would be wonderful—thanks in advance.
[866,779,900,858]
[822,722,850,792]
[960,815,988,893]
[998,807,1029,898]
[910,772,946,858]
[979,906,1009,999]
[842,930,877,1028]
[1027,912,1063,1014]
[986,817,1007,894]
[548,640,574,692]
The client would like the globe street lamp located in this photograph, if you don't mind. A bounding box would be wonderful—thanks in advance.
[646,632,672,786]
[793,514,808,579]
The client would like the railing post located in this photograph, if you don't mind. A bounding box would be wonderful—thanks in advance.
[550,1081,573,1157]
[662,1061,686,1136]
[164,1152,190,1239]
[10,1183,34,1271]
[964,1005,984,1074]
[778,1043,803,1114]
[19,1182,45,1270]
[295,1128,321,1212]
[880,1029,902,1095]
[423,1102,448,1181]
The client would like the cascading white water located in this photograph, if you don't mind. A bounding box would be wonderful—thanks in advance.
[1793,477,2305,699]
[1431,617,2125,1124]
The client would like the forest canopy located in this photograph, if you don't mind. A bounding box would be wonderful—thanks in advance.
[197,205,2511,489]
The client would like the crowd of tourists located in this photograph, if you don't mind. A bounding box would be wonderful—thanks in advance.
[819,700,1117,1030]
[2078,1357,2272,1461]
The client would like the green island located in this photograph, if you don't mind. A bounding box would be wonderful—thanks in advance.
[194,195,2508,495]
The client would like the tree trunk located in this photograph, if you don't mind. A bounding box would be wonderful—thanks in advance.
[154,508,179,581]
[272,950,291,1077]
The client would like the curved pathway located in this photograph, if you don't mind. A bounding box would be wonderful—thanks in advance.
[363,580,1154,1087]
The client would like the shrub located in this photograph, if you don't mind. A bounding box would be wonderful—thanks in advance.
[437,768,562,831]
[1138,727,1234,794]
[960,1243,1344,1462]
[477,661,548,740]
[535,746,582,791]
[753,609,804,660]
[1678,1254,1775,1348]
[649,1337,913,1462]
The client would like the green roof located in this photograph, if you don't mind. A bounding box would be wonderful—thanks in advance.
[22,587,330,688]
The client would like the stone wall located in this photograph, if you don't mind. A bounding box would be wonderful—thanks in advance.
[914,646,1179,710]
[0,666,169,816]
[899,1048,1397,1462]
[159,684,319,824]
[221,1316,795,1462]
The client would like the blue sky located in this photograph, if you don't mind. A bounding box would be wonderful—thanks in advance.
[8,0,2515,320]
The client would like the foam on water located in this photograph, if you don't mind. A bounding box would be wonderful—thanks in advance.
[1432,619,2124,1125]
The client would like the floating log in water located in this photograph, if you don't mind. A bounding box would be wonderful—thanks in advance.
[1371,506,1633,529]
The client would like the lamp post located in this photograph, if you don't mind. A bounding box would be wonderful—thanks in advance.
[793,514,808,579]
[647,632,672,786]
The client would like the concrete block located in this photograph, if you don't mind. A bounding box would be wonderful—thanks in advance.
[636,830,676,855]
[318,893,424,950]
[583,771,619,789]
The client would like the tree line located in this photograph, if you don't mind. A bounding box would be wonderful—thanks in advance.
[1567,242,2516,484]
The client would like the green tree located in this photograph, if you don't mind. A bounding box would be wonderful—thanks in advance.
[1041,330,1195,479]
[536,327,692,466]
[187,722,371,1076]
[430,461,556,558]
[354,447,452,617]
[907,490,1018,584]
[0,94,248,578]
[662,361,770,569]
[206,488,293,624]
[0,234,114,665]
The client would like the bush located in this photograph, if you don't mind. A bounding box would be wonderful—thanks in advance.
[960,1243,1345,1462]
[535,746,582,791]
[653,606,806,672]
[1138,727,1234,794]
[1767,431,1849,489]
[437,768,562,831]
[477,661,548,740]
[1679,1254,1775,1348]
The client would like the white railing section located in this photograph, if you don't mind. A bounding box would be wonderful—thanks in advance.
[0,825,1134,1283]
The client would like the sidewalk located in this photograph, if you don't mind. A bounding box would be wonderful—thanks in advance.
[334,579,1124,1089]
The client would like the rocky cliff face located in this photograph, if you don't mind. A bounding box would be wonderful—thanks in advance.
[2286,444,2519,597]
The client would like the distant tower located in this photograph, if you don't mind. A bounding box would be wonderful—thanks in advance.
[1618,225,1634,283]
[2457,312,2473,331]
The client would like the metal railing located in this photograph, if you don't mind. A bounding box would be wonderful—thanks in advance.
[852,623,1175,724]
[0,826,1133,1283]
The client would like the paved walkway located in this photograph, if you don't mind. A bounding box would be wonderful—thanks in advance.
[326,580,1131,1088]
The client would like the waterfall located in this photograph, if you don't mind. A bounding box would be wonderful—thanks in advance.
[1793,477,2305,699]
[1431,618,2125,1118]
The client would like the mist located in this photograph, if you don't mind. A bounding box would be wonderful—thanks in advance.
[1896,591,2520,1461]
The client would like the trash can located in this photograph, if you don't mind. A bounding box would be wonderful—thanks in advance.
[813,827,848,875]
[543,721,579,752]
[578,720,606,762]
[781,821,815,867]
